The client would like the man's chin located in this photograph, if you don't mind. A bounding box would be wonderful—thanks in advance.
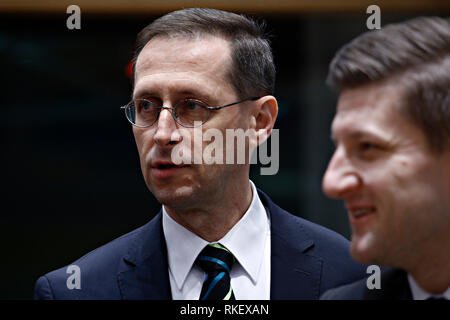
[350,233,379,265]
[152,185,196,207]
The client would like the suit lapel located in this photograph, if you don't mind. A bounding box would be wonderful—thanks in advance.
[117,212,172,299]
[116,191,325,300]
[257,189,323,299]
[270,230,322,299]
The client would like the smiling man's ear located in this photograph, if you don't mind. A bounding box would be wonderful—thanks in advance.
[251,95,278,146]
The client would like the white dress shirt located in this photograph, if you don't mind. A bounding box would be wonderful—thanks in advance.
[407,274,450,300]
[162,180,271,300]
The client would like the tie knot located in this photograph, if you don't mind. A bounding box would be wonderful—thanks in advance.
[197,243,235,274]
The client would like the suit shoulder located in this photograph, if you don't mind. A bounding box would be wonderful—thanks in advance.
[296,215,368,285]
[35,220,152,299]
[320,277,368,300]
[321,267,411,300]
[269,204,367,291]
[275,206,352,253]
[294,214,349,246]
[62,221,147,270]
[259,189,351,251]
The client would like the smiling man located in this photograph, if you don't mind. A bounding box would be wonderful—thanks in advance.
[321,17,450,300]
[34,8,365,300]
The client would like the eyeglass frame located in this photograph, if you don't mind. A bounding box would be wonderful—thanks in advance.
[120,96,260,128]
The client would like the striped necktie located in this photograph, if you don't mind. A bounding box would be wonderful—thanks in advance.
[197,243,236,300]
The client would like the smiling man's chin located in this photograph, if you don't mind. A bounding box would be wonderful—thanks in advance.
[350,232,379,264]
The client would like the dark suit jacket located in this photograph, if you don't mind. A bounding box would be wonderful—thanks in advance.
[320,267,413,300]
[34,189,366,299]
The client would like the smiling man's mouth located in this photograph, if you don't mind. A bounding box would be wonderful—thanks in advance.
[349,207,376,218]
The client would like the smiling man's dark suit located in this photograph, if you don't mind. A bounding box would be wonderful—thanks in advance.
[34,190,366,299]
[320,268,413,300]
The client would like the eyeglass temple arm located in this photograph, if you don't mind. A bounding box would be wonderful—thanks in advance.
[120,97,260,110]
[207,96,260,110]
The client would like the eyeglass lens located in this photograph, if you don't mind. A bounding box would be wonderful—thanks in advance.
[126,99,210,128]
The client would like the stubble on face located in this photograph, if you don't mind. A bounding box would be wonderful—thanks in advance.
[333,81,450,268]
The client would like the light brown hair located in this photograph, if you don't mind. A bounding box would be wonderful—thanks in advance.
[327,17,450,153]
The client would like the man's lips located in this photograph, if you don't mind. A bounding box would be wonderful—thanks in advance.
[345,204,377,223]
[150,160,190,179]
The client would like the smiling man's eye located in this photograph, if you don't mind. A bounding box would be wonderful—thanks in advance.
[356,141,389,160]
[360,142,376,151]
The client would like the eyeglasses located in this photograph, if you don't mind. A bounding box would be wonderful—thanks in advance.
[120,96,260,128]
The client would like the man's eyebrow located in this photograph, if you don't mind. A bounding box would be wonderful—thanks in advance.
[331,130,383,142]
[179,89,208,99]
[133,89,156,99]
[133,88,214,103]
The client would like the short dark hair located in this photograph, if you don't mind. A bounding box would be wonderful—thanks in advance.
[132,8,275,99]
[327,17,450,153]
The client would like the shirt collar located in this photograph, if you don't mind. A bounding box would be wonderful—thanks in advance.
[407,273,450,300]
[218,180,269,284]
[162,209,208,291]
[162,180,269,290]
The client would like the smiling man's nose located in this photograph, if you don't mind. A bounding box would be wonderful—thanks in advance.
[322,148,361,199]
[154,108,182,147]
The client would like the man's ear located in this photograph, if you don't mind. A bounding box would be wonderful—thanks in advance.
[251,95,278,146]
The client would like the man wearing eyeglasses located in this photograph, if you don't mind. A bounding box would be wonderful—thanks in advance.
[34,8,365,300]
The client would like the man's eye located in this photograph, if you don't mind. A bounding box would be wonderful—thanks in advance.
[187,101,201,110]
[136,100,156,111]
[357,142,387,159]
[142,102,151,111]
[360,142,376,151]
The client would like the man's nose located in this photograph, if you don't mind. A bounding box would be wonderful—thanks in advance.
[153,108,182,147]
[322,147,361,199]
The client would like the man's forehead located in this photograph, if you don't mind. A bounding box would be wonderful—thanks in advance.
[331,82,406,139]
[135,36,231,73]
[335,79,409,118]
[133,36,234,98]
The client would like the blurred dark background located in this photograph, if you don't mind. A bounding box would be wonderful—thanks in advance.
[1,0,448,299]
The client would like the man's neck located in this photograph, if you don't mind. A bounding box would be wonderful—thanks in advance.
[164,180,253,242]
[407,238,450,294]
